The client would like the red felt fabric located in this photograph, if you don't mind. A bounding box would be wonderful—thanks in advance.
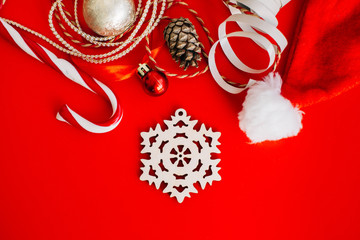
[283,0,360,107]
[0,1,360,240]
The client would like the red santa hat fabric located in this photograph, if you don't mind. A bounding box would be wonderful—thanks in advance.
[283,0,360,108]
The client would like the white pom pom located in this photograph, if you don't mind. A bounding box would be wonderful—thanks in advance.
[238,73,303,143]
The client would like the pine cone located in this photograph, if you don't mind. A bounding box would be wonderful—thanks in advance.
[164,17,202,70]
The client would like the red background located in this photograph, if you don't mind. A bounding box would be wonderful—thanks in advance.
[1,0,360,239]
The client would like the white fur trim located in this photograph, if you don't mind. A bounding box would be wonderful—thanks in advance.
[238,73,303,143]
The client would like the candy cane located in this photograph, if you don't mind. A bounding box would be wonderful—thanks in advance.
[0,18,123,133]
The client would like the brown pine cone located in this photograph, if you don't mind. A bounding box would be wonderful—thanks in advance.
[164,17,202,70]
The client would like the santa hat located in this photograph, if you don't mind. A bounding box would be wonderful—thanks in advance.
[209,0,360,143]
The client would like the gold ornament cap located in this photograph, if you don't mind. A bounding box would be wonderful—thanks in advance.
[137,63,151,78]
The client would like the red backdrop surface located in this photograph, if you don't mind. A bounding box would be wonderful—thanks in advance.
[1,1,360,240]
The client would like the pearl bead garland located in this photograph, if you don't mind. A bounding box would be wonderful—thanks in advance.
[0,0,167,64]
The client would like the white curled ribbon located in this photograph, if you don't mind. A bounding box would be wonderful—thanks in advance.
[209,0,290,93]
[209,31,274,94]
[228,0,291,18]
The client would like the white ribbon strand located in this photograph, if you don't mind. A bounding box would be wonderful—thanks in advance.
[209,0,290,93]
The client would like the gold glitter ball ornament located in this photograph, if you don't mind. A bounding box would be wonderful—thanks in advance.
[83,0,136,37]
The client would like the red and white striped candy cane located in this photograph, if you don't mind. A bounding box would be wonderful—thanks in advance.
[0,18,123,133]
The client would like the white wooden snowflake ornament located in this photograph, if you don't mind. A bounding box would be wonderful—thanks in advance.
[140,108,221,203]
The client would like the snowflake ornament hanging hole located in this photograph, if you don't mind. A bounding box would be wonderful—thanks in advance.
[140,108,222,203]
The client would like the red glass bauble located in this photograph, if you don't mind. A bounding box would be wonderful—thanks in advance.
[142,70,168,96]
